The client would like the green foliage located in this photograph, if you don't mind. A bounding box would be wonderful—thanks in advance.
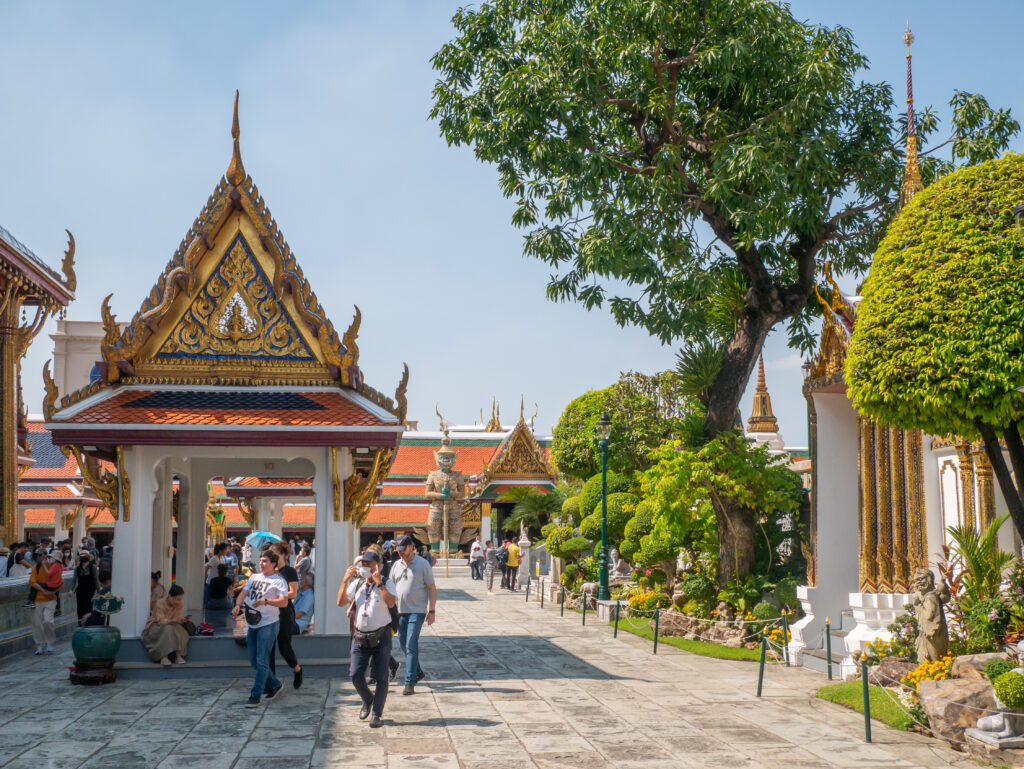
[718,574,769,615]
[986,658,1015,682]
[562,496,582,526]
[550,372,695,479]
[773,577,800,611]
[964,598,1011,653]
[847,155,1024,440]
[624,498,656,542]
[540,522,557,539]
[578,472,634,521]
[561,563,579,587]
[500,487,564,533]
[817,682,914,731]
[544,526,575,559]
[560,537,594,563]
[618,538,638,561]
[752,601,780,621]
[995,672,1024,709]
[947,514,1014,607]
[648,568,667,587]
[681,574,717,607]
[635,531,679,569]
[579,512,601,542]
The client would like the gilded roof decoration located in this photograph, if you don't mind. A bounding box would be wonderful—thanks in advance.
[477,413,557,486]
[807,263,859,384]
[746,354,779,433]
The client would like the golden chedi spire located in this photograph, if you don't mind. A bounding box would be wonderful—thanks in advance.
[899,23,924,209]
[746,353,779,433]
[226,90,246,186]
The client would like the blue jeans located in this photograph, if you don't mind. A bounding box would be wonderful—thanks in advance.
[247,622,281,699]
[397,612,425,684]
[350,628,392,717]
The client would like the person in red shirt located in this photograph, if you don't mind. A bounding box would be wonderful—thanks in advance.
[29,551,61,654]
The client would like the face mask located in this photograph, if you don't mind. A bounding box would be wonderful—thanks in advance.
[357,565,372,579]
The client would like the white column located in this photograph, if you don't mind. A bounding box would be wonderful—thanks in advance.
[180,469,208,617]
[480,504,492,546]
[517,528,531,585]
[314,447,352,635]
[15,504,24,541]
[110,447,154,638]
[264,499,284,538]
[53,505,69,541]
[72,508,86,545]
[151,462,173,590]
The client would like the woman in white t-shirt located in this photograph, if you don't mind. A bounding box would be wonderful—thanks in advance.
[233,551,289,707]
[469,537,483,580]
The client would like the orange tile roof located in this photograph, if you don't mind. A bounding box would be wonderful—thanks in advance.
[24,509,57,525]
[57,388,391,428]
[389,445,498,476]
[379,484,425,498]
[229,477,312,488]
[362,505,429,526]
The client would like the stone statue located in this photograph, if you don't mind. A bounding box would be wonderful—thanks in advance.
[967,643,1024,748]
[425,430,467,555]
[912,568,950,662]
[609,548,632,579]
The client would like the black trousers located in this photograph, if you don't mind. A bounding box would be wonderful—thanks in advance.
[350,629,392,717]
[269,607,299,674]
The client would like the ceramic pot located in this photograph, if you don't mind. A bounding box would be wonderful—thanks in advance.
[71,625,121,661]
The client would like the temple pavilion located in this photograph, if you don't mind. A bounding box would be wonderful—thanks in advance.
[0,226,75,545]
[790,30,1019,672]
[43,93,407,639]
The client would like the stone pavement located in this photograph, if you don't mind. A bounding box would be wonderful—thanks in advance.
[0,570,983,769]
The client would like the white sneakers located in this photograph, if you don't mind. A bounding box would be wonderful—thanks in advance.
[45,645,55,653]
[34,647,44,655]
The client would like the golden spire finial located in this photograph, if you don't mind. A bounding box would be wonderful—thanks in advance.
[746,353,779,434]
[520,394,525,422]
[227,90,245,185]
[899,23,924,208]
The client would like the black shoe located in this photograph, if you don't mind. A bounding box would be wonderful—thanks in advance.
[403,683,415,696]
[293,667,303,690]
[265,683,283,701]
[369,714,382,728]
[359,701,372,720]
[23,602,34,608]
[416,669,426,683]
[245,696,261,708]
[388,658,399,682]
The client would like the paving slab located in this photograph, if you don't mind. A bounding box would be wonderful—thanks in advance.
[0,569,987,769]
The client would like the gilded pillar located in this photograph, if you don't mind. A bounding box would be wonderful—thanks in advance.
[875,422,894,590]
[890,426,910,590]
[0,289,19,546]
[905,429,926,571]
[858,417,878,591]
[956,441,976,529]
[973,443,996,529]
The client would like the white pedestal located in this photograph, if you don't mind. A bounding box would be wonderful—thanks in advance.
[841,591,914,659]
[517,532,531,586]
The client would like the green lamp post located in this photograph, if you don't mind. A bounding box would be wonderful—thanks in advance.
[597,411,612,601]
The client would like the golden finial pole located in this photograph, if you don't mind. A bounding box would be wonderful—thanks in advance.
[899,23,924,207]
[227,90,245,185]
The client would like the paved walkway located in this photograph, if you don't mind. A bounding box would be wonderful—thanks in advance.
[0,570,980,769]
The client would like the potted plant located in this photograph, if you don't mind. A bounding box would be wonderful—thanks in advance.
[70,593,125,685]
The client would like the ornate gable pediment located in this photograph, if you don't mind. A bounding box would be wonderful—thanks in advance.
[484,417,557,481]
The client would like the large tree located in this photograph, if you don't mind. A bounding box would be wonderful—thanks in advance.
[847,154,1024,541]
[431,0,1016,578]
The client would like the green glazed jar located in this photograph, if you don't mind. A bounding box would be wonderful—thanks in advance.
[71,625,122,662]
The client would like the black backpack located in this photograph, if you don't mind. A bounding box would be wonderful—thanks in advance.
[496,547,508,567]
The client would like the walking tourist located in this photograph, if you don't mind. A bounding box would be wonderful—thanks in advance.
[267,541,303,689]
[506,537,521,591]
[483,540,498,594]
[338,550,396,728]
[390,534,436,695]
[469,536,483,580]
[233,551,288,707]
[29,551,60,654]
[293,572,314,633]
[74,552,99,621]
[141,585,191,666]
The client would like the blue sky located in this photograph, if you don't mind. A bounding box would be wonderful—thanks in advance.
[2,1,1021,445]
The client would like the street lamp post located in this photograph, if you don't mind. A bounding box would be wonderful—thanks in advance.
[596,412,612,601]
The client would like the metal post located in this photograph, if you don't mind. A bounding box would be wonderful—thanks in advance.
[560,586,565,617]
[598,437,609,600]
[525,577,530,602]
[861,660,872,743]
[757,637,767,697]
[613,600,620,638]
[540,581,544,608]
[825,616,833,681]
[782,611,790,667]
[653,607,660,654]
[582,589,587,625]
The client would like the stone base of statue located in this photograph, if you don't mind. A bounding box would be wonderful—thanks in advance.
[966,691,1024,749]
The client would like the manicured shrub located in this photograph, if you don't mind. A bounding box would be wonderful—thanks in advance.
[579,512,601,542]
[623,498,656,542]
[774,577,800,610]
[618,538,638,561]
[628,590,671,611]
[987,658,1015,682]
[578,472,634,521]
[995,671,1024,709]
[681,574,716,606]
[562,496,582,525]
[635,532,679,568]
[648,568,667,587]
[752,601,780,621]
[560,536,594,561]
[540,522,557,539]
[544,526,575,559]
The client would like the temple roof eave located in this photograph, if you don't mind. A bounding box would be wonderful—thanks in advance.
[0,227,74,306]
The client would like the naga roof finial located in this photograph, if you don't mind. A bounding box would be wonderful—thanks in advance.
[227,90,245,186]
[900,23,924,208]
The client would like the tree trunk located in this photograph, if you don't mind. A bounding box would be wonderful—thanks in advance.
[712,489,757,587]
[976,421,1024,542]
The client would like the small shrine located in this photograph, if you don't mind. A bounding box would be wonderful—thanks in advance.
[43,93,407,638]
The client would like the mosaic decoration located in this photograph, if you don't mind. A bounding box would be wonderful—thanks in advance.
[155,234,315,362]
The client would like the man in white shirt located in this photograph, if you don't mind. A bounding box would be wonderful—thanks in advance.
[338,550,396,728]
[469,537,483,580]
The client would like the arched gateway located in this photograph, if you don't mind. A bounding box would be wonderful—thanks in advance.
[42,93,407,639]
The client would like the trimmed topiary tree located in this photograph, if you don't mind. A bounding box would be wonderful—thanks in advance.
[680,573,716,607]
[994,671,1024,709]
[578,471,634,522]
[846,153,1024,539]
[544,525,575,559]
[562,496,582,526]
[774,576,800,611]
[752,600,780,621]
